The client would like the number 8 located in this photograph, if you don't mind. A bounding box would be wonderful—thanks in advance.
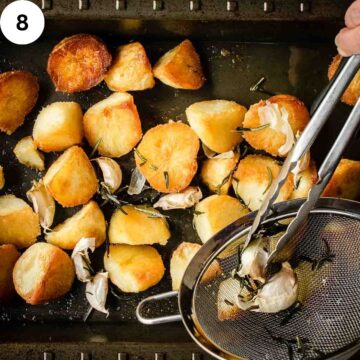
[16,14,28,31]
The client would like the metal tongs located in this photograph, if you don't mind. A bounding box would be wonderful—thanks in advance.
[243,55,360,264]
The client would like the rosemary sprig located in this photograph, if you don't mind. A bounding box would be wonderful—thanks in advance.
[280,301,302,325]
[232,124,270,133]
[299,238,335,271]
[262,166,273,195]
[163,171,169,189]
[90,138,102,158]
[134,206,169,219]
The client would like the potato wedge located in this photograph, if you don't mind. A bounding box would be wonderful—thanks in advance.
[108,205,170,246]
[33,102,83,152]
[83,92,142,158]
[0,195,40,248]
[13,136,45,171]
[290,161,318,200]
[13,242,75,305]
[0,165,4,190]
[44,146,98,207]
[194,195,249,244]
[135,122,199,193]
[153,39,205,90]
[0,244,21,303]
[217,278,242,321]
[104,42,155,92]
[104,244,165,293]
[233,155,293,211]
[0,71,39,134]
[47,34,112,93]
[46,201,106,249]
[186,100,247,153]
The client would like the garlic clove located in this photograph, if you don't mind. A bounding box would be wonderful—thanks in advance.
[127,167,146,195]
[202,143,217,158]
[71,237,96,283]
[85,271,109,315]
[213,151,235,159]
[94,157,122,193]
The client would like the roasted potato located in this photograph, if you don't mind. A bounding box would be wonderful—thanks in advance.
[135,122,199,193]
[13,242,75,305]
[194,195,249,244]
[323,159,360,200]
[0,244,21,303]
[104,42,155,92]
[233,155,293,211]
[217,278,242,321]
[153,39,205,90]
[104,244,165,293]
[0,195,40,248]
[0,71,39,134]
[83,92,142,158]
[46,201,106,249]
[33,102,83,152]
[242,95,310,157]
[44,146,98,207]
[47,34,112,93]
[290,161,318,200]
[186,100,247,153]
[13,136,45,171]
[0,165,4,190]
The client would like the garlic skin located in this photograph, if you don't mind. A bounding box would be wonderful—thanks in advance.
[71,237,96,283]
[154,186,203,210]
[94,157,122,193]
[85,271,109,315]
[127,167,146,195]
[213,151,235,159]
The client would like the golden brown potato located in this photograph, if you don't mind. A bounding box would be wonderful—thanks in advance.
[83,92,142,158]
[0,195,40,248]
[33,102,83,152]
[13,242,75,305]
[186,100,247,153]
[46,201,106,249]
[13,136,45,171]
[135,122,199,193]
[232,155,293,211]
[44,146,98,207]
[104,42,155,92]
[0,71,39,135]
[193,195,249,244]
[328,54,360,106]
[108,205,170,246]
[104,244,165,293]
[290,161,318,200]
[242,95,310,157]
[322,159,360,200]
[0,165,4,190]
[0,244,21,303]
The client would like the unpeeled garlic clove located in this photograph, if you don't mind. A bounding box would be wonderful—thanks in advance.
[86,271,109,315]
[94,157,122,193]
[71,237,96,283]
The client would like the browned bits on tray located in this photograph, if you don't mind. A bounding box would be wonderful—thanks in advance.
[0,244,20,303]
[47,34,112,93]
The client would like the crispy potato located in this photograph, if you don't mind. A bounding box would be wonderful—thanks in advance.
[242,95,310,157]
[0,244,21,303]
[194,195,249,244]
[217,278,242,321]
[13,242,75,305]
[104,42,155,92]
[135,122,199,193]
[328,54,360,106]
[0,195,40,248]
[290,161,318,200]
[186,100,247,153]
[153,39,205,90]
[104,244,165,293]
[33,102,83,152]
[83,92,142,158]
[0,165,4,190]
[232,155,293,211]
[47,34,112,93]
[46,201,106,249]
[323,159,360,200]
[0,71,39,135]
[108,205,170,246]
[13,136,45,171]
[44,146,98,207]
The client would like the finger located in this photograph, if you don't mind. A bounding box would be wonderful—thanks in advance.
[335,26,360,56]
[345,0,360,28]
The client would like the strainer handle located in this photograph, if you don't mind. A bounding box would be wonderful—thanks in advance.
[136,291,182,325]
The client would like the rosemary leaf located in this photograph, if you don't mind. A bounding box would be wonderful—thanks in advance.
[134,148,147,166]
[164,171,169,189]
[150,163,159,171]
[90,138,102,158]
[193,210,204,216]
[262,166,273,195]
[134,206,169,218]
[232,124,270,133]
[224,299,234,306]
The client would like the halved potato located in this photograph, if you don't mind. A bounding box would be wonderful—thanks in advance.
[153,39,205,90]
[194,195,249,244]
[13,242,75,305]
[104,42,155,92]
[186,100,247,153]
[232,154,293,211]
[135,122,199,193]
[290,161,318,200]
[46,201,106,249]
[13,136,45,171]
[217,278,242,321]
[0,244,21,303]
[108,205,170,246]
[47,34,112,93]
[33,102,83,152]
[0,195,40,248]
[83,92,142,158]
[0,165,4,190]
[0,71,39,134]
[104,244,165,293]
[44,146,98,207]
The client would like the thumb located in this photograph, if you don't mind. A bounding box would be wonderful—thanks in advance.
[335,26,360,57]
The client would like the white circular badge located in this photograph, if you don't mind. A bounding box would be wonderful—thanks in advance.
[0,0,45,45]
